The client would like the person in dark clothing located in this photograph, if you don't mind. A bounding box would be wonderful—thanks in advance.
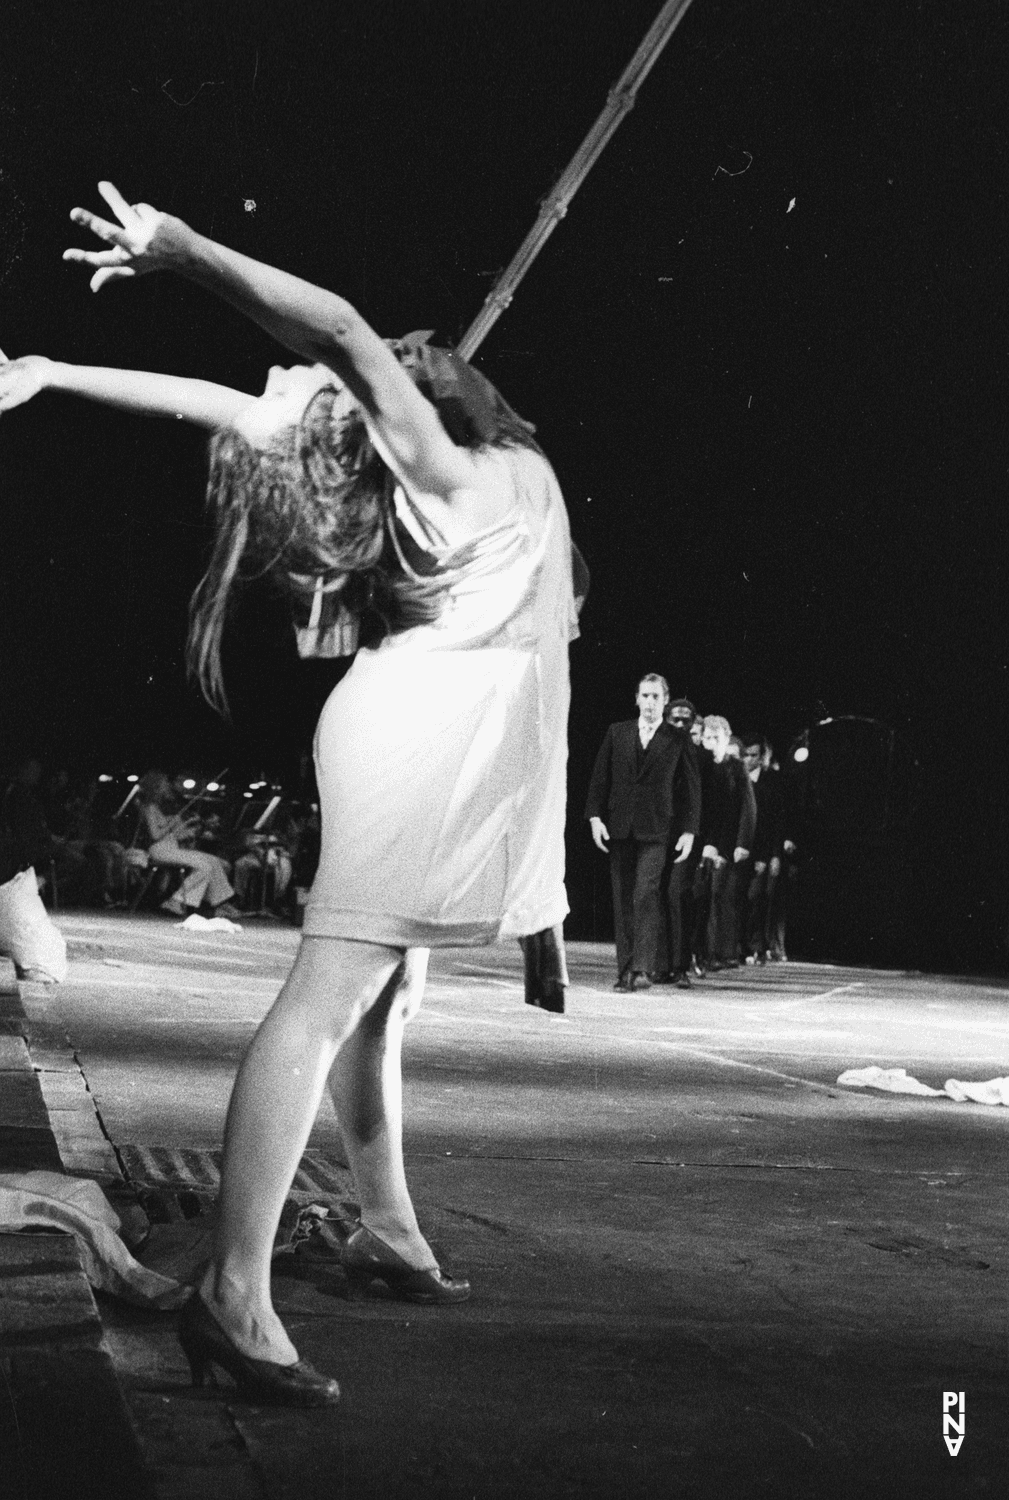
[1,759,93,905]
[586,675,700,990]
[742,737,777,960]
[722,737,758,966]
[740,739,798,961]
[691,716,754,971]
[656,697,702,987]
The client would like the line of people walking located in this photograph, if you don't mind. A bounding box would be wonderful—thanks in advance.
[586,674,797,991]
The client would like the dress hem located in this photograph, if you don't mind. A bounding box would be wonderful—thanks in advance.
[302,900,568,947]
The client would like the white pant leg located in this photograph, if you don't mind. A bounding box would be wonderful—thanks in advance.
[149,840,234,909]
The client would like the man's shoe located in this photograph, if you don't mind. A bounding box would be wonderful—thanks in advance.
[649,972,676,985]
[674,970,692,989]
[613,976,634,992]
[628,972,653,991]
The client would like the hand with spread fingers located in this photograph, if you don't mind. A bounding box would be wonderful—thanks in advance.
[63,181,183,291]
[0,351,53,413]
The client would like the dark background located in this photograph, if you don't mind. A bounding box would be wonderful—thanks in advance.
[1,1,1007,968]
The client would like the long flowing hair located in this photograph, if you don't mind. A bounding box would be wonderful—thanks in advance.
[188,362,540,712]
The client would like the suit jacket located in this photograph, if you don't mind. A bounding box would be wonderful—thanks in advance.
[696,749,739,857]
[585,721,701,843]
[727,758,758,853]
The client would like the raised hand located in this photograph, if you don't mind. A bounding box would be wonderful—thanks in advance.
[62,181,183,292]
[0,353,53,414]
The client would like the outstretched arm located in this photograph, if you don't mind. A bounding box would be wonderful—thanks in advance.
[0,352,252,430]
[64,183,475,496]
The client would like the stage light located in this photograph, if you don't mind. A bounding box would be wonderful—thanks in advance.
[794,745,809,763]
[206,781,220,792]
[98,774,113,782]
[182,778,197,790]
[243,792,253,799]
[126,774,138,783]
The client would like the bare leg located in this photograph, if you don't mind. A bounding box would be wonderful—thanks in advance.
[326,948,434,1267]
[199,935,404,1364]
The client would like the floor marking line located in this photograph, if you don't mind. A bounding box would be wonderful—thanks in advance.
[417,1008,838,1091]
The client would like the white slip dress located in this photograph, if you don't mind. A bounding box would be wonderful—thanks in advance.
[303,443,577,947]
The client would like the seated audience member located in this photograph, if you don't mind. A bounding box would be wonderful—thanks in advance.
[287,803,321,923]
[232,823,295,912]
[136,769,238,918]
[2,758,94,903]
[65,775,130,906]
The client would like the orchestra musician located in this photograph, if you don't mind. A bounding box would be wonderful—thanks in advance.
[135,769,239,917]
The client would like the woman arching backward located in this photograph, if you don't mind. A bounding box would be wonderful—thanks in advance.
[0,183,578,1406]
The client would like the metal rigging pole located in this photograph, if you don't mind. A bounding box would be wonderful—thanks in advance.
[457,0,697,360]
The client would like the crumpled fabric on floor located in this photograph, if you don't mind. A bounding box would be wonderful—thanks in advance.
[838,1066,1009,1105]
[176,913,242,932]
[837,1066,944,1096]
[943,1075,1009,1105]
[0,1170,188,1308]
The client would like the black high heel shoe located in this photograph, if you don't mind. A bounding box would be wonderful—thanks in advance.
[178,1292,340,1407]
[342,1225,471,1304]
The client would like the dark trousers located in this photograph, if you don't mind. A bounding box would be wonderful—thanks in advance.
[692,856,733,964]
[661,851,695,972]
[609,838,667,977]
[767,855,797,958]
[746,864,774,956]
[747,857,796,958]
[730,856,752,960]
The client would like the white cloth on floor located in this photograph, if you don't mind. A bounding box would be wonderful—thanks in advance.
[943,1076,1009,1105]
[0,1170,187,1307]
[0,868,68,982]
[838,1066,1009,1105]
[176,913,242,932]
[837,1066,945,1096]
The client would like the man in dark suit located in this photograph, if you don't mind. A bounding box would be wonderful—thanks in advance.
[659,698,703,987]
[586,675,701,991]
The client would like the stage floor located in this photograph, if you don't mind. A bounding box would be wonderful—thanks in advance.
[23,912,1009,1497]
